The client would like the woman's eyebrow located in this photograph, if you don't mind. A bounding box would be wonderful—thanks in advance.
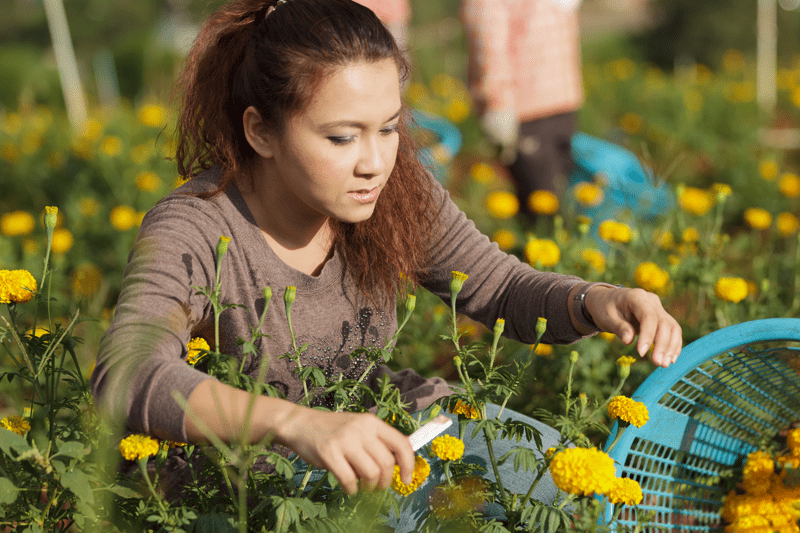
[319,109,402,130]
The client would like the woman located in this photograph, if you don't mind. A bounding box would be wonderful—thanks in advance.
[91,0,681,509]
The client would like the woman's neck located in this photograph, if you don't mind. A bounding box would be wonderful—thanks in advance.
[236,166,334,277]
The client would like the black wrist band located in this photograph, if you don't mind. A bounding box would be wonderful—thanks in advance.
[572,282,624,332]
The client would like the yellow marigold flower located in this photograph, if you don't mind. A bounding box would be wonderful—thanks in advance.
[715,277,749,303]
[485,191,519,220]
[599,331,616,343]
[607,477,643,505]
[682,227,700,243]
[78,197,100,217]
[616,356,636,367]
[71,263,102,296]
[742,450,775,495]
[431,435,464,461]
[654,230,675,250]
[101,135,123,157]
[163,440,187,449]
[598,219,632,243]
[491,229,517,251]
[619,113,643,135]
[788,428,800,454]
[744,208,773,230]
[50,228,74,254]
[138,103,167,128]
[0,269,38,304]
[391,455,430,496]
[527,190,559,215]
[607,396,649,427]
[573,182,604,207]
[119,434,160,461]
[470,162,496,185]
[1,210,36,237]
[533,343,553,356]
[759,159,780,181]
[711,182,733,201]
[524,238,560,268]
[444,96,471,124]
[633,262,670,293]
[777,212,800,237]
[581,249,606,274]
[678,186,714,216]
[110,205,139,231]
[450,400,482,420]
[550,447,616,496]
[1,415,31,436]
[779,173,800,198]
[135,171,162,193]
[186,337,210,365]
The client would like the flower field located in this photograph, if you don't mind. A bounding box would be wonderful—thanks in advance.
[3,22,800,531]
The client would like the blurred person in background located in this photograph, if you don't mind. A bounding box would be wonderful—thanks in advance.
[352,0,410,49]
[461,0,584,220]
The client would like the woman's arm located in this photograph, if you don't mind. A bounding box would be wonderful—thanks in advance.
[185,379,415,494]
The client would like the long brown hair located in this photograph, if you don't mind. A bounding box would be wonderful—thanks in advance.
[174,0,441,305]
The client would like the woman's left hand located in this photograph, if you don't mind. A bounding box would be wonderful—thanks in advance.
[582,286,682,368]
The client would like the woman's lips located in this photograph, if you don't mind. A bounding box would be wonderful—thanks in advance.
[347,187,379,204]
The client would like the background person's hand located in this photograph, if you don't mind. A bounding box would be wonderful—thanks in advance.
[584,286,682,367]
[277,409,415,495]
[481,107,519,165]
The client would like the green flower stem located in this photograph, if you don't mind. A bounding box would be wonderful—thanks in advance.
[483,431,506,500]
[297,468,314,495]
[522,467,548,507]
[137,457,166,511]
[305,474,328,500]
[604,422,629,455]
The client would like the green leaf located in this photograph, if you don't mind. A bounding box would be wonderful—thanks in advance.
[0,428,30,456]
[61,470,94,505]
[0,477,18,504]
[106,483,143,499]
[55,440,90,459]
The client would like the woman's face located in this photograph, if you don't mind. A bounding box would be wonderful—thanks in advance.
[261,59,402,226]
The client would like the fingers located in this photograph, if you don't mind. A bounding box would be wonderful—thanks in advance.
[379,423,415,486]
[595,287,683,368]
[315,413,409,494]
[623,289,683,367]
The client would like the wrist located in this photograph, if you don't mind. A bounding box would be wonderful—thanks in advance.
[570,282,623,333]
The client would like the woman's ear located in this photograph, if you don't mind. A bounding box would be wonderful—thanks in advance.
[242,106,275,158]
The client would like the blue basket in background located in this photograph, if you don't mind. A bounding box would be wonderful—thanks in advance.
[569,133,674,240]
[412,109,462,185]
[603,318,800,531]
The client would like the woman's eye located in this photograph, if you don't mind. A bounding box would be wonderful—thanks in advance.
[381,124,399,135]
[328,136,354,145]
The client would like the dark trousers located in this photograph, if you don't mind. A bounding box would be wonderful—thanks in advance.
[509,111,576,218]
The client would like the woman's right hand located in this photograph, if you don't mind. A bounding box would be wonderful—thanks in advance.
[276,408,415,495]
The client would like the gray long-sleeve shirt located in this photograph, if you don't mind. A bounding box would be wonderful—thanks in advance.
[90,168,587,442]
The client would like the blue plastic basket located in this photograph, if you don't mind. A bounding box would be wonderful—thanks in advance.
[412,109,463,185]
[603,318,800,531]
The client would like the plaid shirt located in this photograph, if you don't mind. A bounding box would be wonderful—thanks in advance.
[461,0,584,122]
[353,0,410,23]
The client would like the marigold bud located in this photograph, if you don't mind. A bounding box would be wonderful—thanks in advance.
[44,206,58,230]
[579,393,588,408]
[535,317,547,339]
[493,318,505,337]
[216,235,231,259]
[263,286,272,302]
[405,294,416,313]
[569,350,579,363]
[284,286,296,306]
[449,271,468,296]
